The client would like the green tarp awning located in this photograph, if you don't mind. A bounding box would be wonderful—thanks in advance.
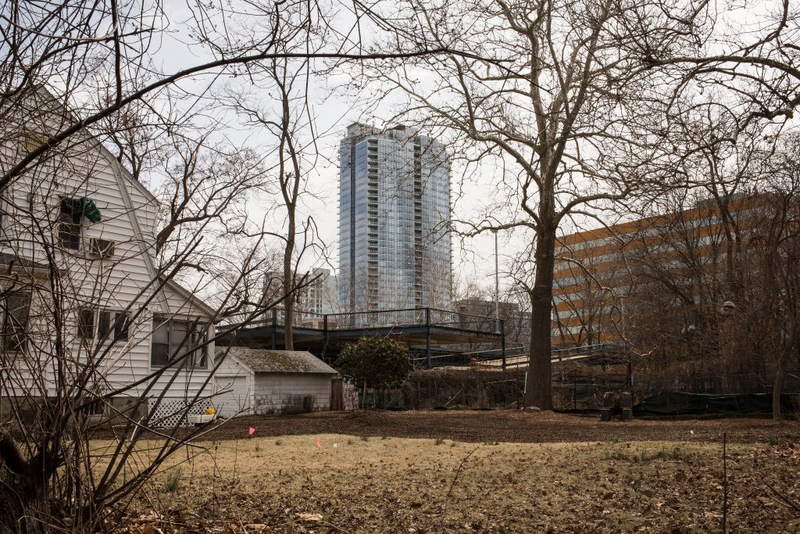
[62,197,101,223]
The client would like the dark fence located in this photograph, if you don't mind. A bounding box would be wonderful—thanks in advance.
[359,363,800,412]
[383,368,526,410]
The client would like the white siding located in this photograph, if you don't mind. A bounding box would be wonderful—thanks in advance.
[253,374,333,414]
[0,91,215,403]
[213,376,251,417]
[212,353,255,417]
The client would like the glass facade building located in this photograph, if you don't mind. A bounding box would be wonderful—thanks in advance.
[339,123,452,315]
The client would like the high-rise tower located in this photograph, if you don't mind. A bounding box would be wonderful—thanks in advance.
[339,123,452,314]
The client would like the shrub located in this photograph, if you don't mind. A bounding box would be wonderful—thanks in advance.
[336,336,413,407]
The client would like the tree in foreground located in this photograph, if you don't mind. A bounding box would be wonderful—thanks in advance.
[336,336,413,408]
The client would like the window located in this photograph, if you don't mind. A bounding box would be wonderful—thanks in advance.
[151,317,207,368]
[78,308,95,339]
[84,385,107,417]
[98,310,111,339]
[0,190,6,229]
[58,199,81,250]
[151,318,170,366]
[78,309,128,342]
[191,327,208,368]
[114,312,130,341]
[2,291,30,352]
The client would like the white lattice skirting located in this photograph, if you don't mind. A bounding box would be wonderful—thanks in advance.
[147,398,213,427]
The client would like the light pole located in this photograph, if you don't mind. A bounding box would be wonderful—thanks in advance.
[493,228,500,333]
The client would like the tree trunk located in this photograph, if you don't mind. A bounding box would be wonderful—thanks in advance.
[283,220,295,350]
[525,227,556,410]
[0,484,52,534]
[773,349,788,420]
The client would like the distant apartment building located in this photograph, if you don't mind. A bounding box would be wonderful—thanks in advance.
[304,267,338,316]
[551,194,767,349]
[264,267,337,326]
[339,123,452,315]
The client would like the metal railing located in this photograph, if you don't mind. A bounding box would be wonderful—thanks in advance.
[225,307,326,330]
[230,306,504,335]
[323,307,502,334]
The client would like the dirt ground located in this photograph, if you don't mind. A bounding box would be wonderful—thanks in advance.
[196,409,800,444]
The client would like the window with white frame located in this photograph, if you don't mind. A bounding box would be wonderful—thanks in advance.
[78,308,131,343]
[151,316,208,368]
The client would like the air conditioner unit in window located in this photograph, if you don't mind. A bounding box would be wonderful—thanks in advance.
[89,238,115,258]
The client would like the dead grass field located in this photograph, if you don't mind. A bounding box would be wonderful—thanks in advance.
[110,430,800,533]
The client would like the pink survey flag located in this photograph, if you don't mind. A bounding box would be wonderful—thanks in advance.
[249,427,255,435]
[317,438,322,448]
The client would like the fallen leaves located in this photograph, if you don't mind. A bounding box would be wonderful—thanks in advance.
[111,433,800,533]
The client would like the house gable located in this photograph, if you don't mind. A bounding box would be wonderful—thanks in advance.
[0,86,216,403]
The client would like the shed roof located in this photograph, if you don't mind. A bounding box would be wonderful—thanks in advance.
[222,348,338,375]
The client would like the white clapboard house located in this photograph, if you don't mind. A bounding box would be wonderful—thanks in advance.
[0,87,217,426]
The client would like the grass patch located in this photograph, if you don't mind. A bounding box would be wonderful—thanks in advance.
[654,446,689,461]
[164,469,181,493]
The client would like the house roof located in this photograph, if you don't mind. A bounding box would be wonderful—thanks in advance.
[23,85,158,205]
[222,348,339,375]
[162,277,218,318]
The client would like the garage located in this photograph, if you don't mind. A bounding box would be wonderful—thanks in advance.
[214,348,353,416]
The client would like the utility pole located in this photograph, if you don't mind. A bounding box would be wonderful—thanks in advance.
[493,228,500,333]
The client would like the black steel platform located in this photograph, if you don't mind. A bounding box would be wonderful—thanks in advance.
[222,307,507,368]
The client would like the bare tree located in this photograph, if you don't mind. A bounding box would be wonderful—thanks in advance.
[563,120,800,417]
[224,54,324,350]
[358,0,706,408]
[619,111,799,414]
[358,0,800,409]
[761,194,800,419]
[747,137,800,418]
[624,193,745,372]
[0,0,479,191]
